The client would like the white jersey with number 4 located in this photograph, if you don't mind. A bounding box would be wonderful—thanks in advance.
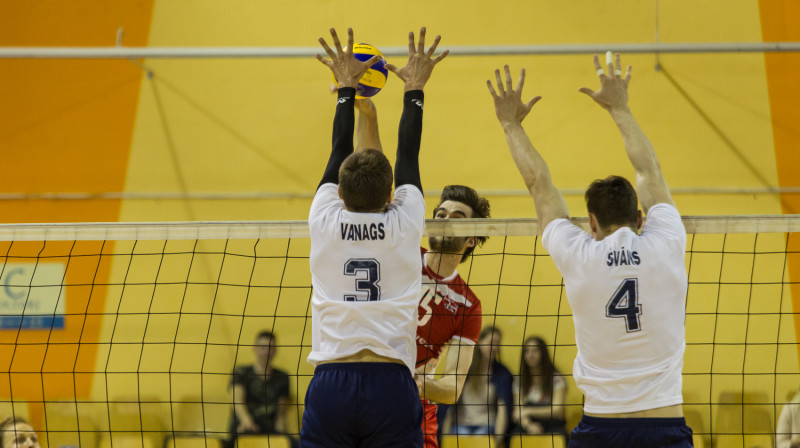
[307,183,425,373]
[542,203,687,414]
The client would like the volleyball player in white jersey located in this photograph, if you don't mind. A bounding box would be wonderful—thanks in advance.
[348,92,491,448]
[301,27,448,448]
[487,56,693,447]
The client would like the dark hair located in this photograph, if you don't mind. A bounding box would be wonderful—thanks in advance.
[436,185,491,262]
[1,417,31,446]
[338,149,393,212]
[519,336,557,402]
[464,326,503,394]
[255,330,275,343]
[585,175,638,231]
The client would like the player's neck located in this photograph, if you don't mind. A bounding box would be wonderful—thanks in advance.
[425,251,460,278]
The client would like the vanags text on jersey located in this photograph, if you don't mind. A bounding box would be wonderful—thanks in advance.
[340,223,386,241]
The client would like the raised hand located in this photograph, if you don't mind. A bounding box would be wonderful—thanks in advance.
[316,28,380,89]
[486,65,542,126]
[385,27,449,92]
[578,52,632,112]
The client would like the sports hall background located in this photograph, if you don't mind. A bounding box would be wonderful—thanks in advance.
[1,0,800,442]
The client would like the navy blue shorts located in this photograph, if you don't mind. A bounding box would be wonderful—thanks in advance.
[300,362,423,448]
[569,415,693,448]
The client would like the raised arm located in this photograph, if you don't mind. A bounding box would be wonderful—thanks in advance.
[415,341,475,404]
[386,27,449,192]
[579,53,674,212]
[355,98,382,152]
[315,28,380,189]
[488,65,569,232]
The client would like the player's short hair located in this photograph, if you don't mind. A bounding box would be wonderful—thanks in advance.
[338,149,393,212]
[437,185,491,263]
[585,175,638,231]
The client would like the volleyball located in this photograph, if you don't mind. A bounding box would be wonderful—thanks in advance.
[340,43,388,98]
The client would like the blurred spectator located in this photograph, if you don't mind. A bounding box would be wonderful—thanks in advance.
[511,336,567,438]
[0,417,39,448]
[227,330,296,448]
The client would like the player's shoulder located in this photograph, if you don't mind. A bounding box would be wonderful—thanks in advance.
[233,364,254,375]
[642,203,686,240]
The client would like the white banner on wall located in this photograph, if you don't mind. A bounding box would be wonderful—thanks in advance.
[0,263,66,330]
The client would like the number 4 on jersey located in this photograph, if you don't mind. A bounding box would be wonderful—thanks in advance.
[606,278,642,332]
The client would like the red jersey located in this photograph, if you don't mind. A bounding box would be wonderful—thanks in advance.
[415,248,483,367]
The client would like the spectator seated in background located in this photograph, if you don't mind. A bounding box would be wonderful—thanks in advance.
[444,326,512,447]
[1,417,39,448]
[511,336,567,438]
[227,330,296,448]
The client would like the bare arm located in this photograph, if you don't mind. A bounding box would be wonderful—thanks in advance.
[488,65,569,232]
[495,396,508,446]
[232,383,259,433]
[415,341,475,404]
[355,98,382,152]
[579,53,673,213]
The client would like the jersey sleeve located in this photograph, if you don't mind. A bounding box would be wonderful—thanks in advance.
[391,184,426,234]
[309,183,341,229]
[455,297,482,344]
[230,365,248,387]
[641,203,686,245]
[542,218,590,268]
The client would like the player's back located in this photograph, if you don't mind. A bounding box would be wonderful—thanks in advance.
[542,203,687,413]
[308,184,425,371]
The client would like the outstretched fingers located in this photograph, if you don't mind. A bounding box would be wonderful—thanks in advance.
[592,54,605,78]
[330,28,344,54]
[494,69,506,95]
[516,68,527,95]
[318,36,336,60]
[417,27,426,55]
[344,28,354,55]
[426,34,441,58]
[432,49,449,64]
[486,79,498,99]
[504,65,514,94]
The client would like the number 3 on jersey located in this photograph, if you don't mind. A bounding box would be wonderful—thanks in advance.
[606,278,641,332]
[343,258,381,301]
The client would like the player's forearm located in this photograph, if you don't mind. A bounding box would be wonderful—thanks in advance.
[609,107,662,178]
[233,402,254,422]
[418,374,462,404]
[319,87,356,188]
[394,90,423,191]
[503,123,553,193]
[521,404,564,419]
[356,102,382,152]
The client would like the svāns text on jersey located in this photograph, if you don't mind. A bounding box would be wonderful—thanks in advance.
[340,223,386,241]
[607,247,640,266]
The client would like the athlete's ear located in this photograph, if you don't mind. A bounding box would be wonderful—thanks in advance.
[338,185,343,200]
[465,237,477,248]
[636,210,643,230]
[589,213,598,237]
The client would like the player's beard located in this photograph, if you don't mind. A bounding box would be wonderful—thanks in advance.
[429,235,466,256]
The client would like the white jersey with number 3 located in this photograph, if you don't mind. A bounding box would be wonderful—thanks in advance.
[542,203,687,414]
[307,183,425,373]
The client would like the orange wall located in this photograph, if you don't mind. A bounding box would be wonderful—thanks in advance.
[0,0,154,429]
[758,0,800,360]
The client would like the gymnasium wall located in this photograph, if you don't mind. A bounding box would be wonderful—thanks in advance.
[1,0,799,440]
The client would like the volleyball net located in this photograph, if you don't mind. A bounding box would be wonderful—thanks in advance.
[0,216,799,448]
